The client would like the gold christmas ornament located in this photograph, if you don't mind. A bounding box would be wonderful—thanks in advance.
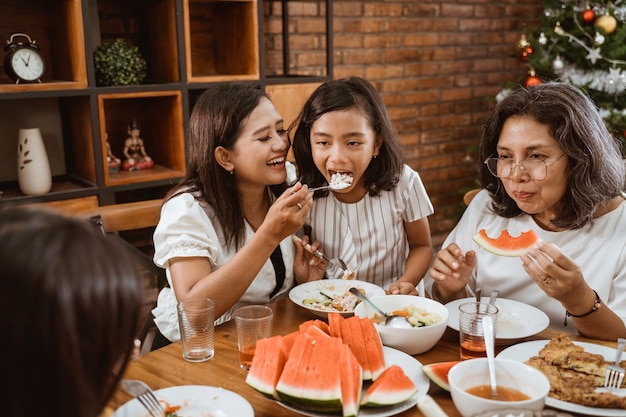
[595,14,617,34]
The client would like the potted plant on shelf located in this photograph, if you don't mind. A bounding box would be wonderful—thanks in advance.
[93,38,147,86]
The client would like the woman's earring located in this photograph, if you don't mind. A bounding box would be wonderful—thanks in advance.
[229,169,234,175]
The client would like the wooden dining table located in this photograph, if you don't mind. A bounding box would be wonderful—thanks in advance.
[103,297,618,417]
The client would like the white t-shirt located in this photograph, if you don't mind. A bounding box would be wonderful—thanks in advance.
[423,189,626,332]
[151,192,296,342]
[307,164,434,289]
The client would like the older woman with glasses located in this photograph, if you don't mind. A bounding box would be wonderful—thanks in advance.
[425,82,626,341]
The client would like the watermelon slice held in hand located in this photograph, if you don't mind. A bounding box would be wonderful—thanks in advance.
[472,229,539,257]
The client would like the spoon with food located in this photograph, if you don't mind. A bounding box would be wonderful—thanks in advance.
[309,172,353,192]
[348,287,413,329]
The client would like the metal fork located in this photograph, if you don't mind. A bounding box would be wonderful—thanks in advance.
[604,338,626,391]
[292,235,348,273]
[121,379,164,417]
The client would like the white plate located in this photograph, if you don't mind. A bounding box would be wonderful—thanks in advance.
[277,345,430,417]
[112,385,254,417]
[289,279,386,318]
[471,409,574,417]
[498,340,625,417]
[445,297,549,339]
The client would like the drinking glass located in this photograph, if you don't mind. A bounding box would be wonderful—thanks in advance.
[235,305,273,370]
[458,301,498,360]
[177,298,215,362]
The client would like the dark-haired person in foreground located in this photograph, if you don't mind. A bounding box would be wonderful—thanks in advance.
[1,207,145,417]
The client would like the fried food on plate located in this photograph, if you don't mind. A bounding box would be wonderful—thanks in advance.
[525,333,626,409]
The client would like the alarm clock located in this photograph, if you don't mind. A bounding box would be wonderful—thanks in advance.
[4,33,45,84]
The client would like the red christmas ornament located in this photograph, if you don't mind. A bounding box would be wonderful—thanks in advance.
[524,70,541,87]
[518,45,534,62]
[582,8,596,24]
[524,76,541,87]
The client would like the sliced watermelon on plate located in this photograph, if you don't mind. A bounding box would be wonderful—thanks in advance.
[339,341,362,417]
[275,333,344,413]
[245,335,287,399]
[472,229,539,257]
[421,361,460,392]
[247,316,410,416]
[360,364,417,407]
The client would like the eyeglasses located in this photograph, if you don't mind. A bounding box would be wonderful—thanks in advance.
[484,154,565,180]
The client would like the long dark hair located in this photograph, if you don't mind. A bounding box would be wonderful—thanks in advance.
[291,76,404,197]
[480,82,625,229]
[1,208,144,417]
[167,82,288,248]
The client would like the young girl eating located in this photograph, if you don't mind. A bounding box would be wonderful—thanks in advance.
[292,77,434,295]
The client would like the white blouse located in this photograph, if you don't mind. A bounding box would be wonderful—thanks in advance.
[423,189,626,332]
[307,164,434,290]
[151,192,296,342]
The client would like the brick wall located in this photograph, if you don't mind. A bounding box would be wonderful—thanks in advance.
[265,0,544,246]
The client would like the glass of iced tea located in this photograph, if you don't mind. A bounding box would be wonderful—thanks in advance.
[235,305,273,370]
[458,302,498,360]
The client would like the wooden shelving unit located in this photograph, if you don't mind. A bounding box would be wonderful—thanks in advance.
[0,0,87,93]
[0,0,331,214]
[97,91,186,186]
[183,0,260,82]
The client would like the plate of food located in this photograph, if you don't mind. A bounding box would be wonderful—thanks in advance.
[445,297,549,340]
[112,385,254,417]
[497,335,626,416]
[277,345,430,417]
[289,279,386,318]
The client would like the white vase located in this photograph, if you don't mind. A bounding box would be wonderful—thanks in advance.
[17,128,52,195]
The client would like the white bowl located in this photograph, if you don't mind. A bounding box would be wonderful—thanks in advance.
[448,358,550,417]
[353,294,449,355]
[471,409,570,417]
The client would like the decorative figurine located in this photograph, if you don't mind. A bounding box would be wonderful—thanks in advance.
[105,135,121,173]
[121,119,154,171]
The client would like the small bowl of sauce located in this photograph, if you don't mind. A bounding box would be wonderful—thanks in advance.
[448,358,550,417]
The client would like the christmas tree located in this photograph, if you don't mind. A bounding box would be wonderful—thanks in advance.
[499,0,626,153]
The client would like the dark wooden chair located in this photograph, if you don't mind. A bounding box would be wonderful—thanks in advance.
[76,199,166,354]
[75,199,164,234]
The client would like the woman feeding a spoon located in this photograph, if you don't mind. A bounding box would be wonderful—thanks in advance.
[425,82,626,341]
[150,82,326,349]
[291,76,435,295]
